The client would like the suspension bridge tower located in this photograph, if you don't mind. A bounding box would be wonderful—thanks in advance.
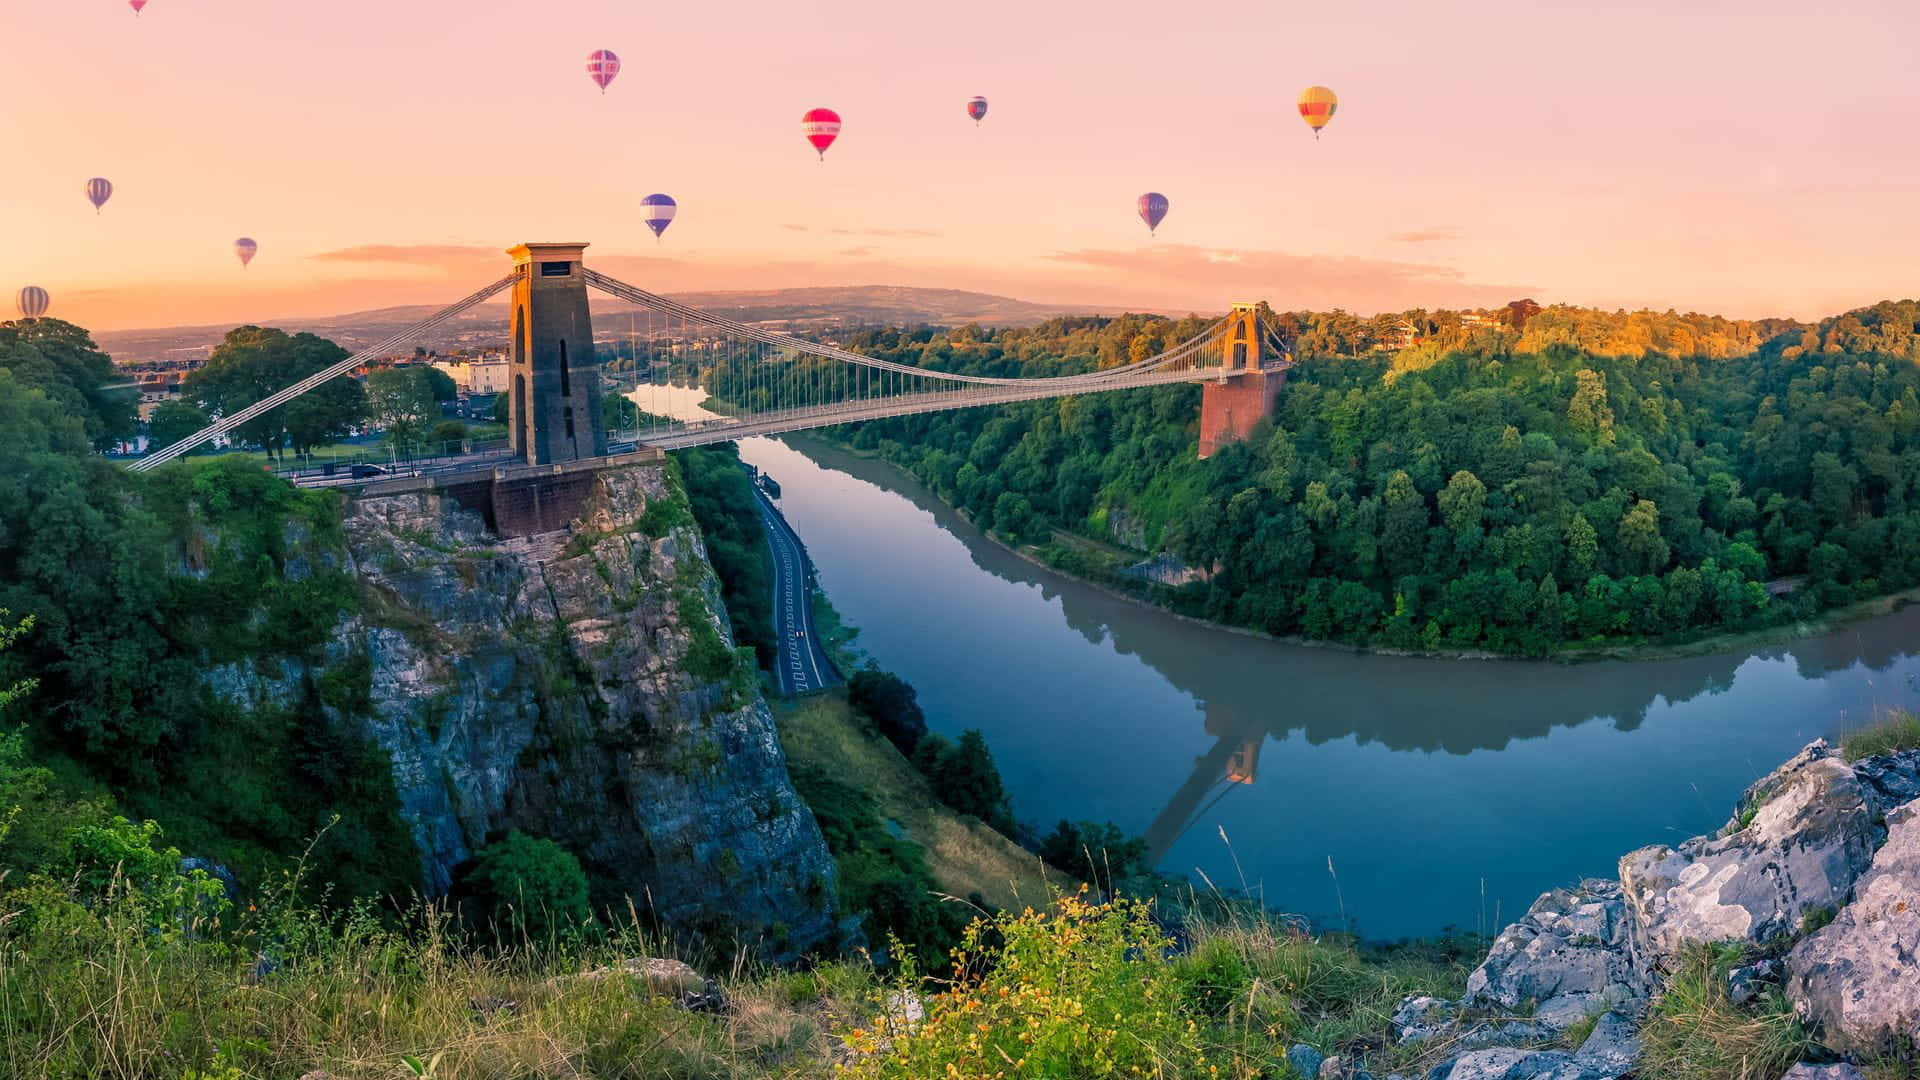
[1197,303,1286,459]
[507,243,608,465]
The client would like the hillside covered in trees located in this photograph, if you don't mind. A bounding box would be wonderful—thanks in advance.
[830,300,1920,655]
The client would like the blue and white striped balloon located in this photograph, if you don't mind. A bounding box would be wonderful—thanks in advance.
[86,177,114,213]
[640,193,677,240]
[16,286,50,320]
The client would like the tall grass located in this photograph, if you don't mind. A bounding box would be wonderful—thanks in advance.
[1,860,1482,1080]
[1840,708,1920,761]
[1635,944,1811,1080]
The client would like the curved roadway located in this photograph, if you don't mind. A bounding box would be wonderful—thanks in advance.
[753,482,840,696]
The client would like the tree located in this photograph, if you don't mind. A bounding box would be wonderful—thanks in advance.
[458,830,591,941]
[0,317,138,449]
[1039,820,1150,884]
[849,669,928,756]
[1437,470,1487,538]
[181,327,365,456]
[915,730,1013,834]
[1618,500,1670,575]
[1566,369,1613,439]
[430,420,469,446]
[423,364,457,402]
[145,400,210,455]
[1381,471,1429,578]
[366,367,439,449]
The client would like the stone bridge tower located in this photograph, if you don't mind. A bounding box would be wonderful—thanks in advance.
[1198,302,1287,459]
[507,243,607,465]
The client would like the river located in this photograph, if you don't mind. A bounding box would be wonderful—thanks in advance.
[634,385,1920,940]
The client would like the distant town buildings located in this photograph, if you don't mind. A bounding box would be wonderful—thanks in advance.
[431,350,509,393]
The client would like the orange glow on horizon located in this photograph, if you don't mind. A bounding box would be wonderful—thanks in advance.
[3,0,1917,332]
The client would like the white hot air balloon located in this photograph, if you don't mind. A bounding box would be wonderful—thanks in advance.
[16,286,51,320]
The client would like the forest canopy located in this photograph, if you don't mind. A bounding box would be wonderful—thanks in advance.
[826,299,1920,656]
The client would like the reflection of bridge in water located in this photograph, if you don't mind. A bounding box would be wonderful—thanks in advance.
[778,437,1920,865]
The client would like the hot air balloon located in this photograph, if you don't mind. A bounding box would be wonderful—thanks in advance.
[587,49,620,93]
[16,287,50,321]
[234,238,258,268]
[86,178,114,214]
[640,193,677,241]
[129,0,148,13]
[802,108,841,160]
[1297,86,1338,139]
[1137,192,1169,235]
[967,96,988,125]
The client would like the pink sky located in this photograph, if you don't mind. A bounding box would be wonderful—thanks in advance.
[3,0,1917,332]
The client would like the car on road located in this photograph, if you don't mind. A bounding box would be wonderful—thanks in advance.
[349,464,389,479]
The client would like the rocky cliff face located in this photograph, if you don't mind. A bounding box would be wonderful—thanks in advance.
[214,462,839,958]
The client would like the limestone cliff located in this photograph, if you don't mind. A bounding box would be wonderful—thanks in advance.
[218,462,838,958]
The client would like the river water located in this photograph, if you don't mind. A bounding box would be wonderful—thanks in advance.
[635,386,1920,940]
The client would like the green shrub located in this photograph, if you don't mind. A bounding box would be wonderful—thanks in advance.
[842,893,1232,1078]
[457,831,591,943]
[911,730,1013,834]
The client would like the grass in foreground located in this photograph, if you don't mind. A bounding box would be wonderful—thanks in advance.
[1635,944,1811,1080]
[1840,708,1920,761]
[1,859,1477,1080]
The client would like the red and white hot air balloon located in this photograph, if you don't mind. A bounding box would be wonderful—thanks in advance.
[234,237,258,268]
[586,49,620,93]
[129,0,148,14]
[801,107,840,160]
[16,287,51,321]
[86,178,114,214]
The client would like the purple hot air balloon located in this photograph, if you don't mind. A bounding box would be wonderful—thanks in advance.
[234,237,258,268]
[16,286,50,321]
[640,193,677,241]
[587,49,620,93]
[1137,192,1169,235]
[86,177,114,214]
[967,96,988,125]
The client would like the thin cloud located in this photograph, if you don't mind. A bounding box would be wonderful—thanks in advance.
[307,244,498,265]
[827,227,940,239]
[837,246,875,257]
[1040,244,1537,311]
[1388,228,1461,245]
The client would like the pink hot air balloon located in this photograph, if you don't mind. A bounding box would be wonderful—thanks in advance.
[129,0,148,13]
[802,107,841,160]
[86,178,114,214]
[16,287,51,320]
[234,237,258,268]
[586,49,621,93]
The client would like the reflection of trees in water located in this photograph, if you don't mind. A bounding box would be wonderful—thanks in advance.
[784,437,1920,858]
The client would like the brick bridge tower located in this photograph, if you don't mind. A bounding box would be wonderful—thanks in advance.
[1197,302,1287,459]
[507,242,607,465]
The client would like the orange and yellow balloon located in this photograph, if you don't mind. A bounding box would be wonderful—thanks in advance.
[1297,86,1338,139]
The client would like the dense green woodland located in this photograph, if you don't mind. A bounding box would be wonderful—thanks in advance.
[826,300,1920,655]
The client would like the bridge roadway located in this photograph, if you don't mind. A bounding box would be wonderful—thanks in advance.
[641,364,1239,450]
[753,482,839,695]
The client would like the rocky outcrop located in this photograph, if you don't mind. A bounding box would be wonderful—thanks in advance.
[1464,879,1644,1030]
[1787,800,1920,1053]
[320,463,835,957]
[1618,741,1877,973]
[1123,551,1213,588]
[1409,738,1919,1080]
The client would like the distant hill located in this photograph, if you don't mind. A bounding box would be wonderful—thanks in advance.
[95,286,1126,365]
